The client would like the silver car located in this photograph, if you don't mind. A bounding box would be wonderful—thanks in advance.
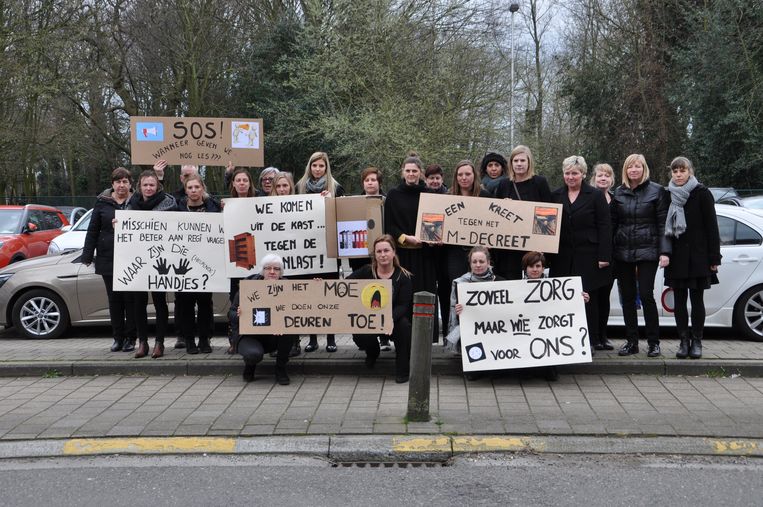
[0,250,230,339]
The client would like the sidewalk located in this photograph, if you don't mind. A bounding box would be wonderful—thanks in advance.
[1,334,762,377]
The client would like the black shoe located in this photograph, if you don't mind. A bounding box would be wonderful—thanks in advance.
[601,339,614,350]
[110,338,124,352]
[618,341,639,356]
[275,367,290,385]
[186,338,199,355]
[173,338,186,349]
[289,342,301,357]
[647,343,661,357]
[676,336,690,359]
[326,344,337,353]
[395,375,409,384]
[243,362,255,382]
[543,366,559,382]
[689,339,702,359]
[198,338,212,354]
[365,354,378,369]
[122,338,136,353]
[464,372,482,381]
[304,342,318,353]
[593,342,606,351]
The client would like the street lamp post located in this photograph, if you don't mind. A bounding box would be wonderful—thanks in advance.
[509,3,519,148]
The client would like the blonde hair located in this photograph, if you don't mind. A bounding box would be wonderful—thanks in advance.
[590,163,614,189]
[270,171,295,196]
[183,173,209,200]
[620,154,650,187]
[562,155,588,176]
[509,145,535,180]
[296,152,340,196]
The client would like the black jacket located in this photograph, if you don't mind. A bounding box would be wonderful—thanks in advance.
[384,180,427,244]
[176,196,222,213]
[229,273,268,348]
[346,264,413,324]
[494,175,552,202]
[611,180,671,262]
[550,182,612,290]
[82,188,131,275]
[665,185,722,281]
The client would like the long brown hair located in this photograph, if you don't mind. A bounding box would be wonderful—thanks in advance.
[229,168,255,197]
[371,234,411,277]
[449,160,482,197]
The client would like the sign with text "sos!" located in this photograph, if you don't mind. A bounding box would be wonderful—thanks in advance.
[130,116,264,167]
[457,277,591,371]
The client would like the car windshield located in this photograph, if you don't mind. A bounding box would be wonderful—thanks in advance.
[73,211,92,231]
[0,210,23,233]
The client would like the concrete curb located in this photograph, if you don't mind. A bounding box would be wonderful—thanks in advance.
[0,434,760,461]
[2,358,763,377]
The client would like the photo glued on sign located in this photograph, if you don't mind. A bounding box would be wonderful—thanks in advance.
[238,279,393,335]
[457,277,591,371]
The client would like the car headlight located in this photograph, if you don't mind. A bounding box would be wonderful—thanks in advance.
[0,273,12,290]
[47,242,60,255]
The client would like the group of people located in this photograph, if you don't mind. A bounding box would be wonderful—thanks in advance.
[83,146,721,386]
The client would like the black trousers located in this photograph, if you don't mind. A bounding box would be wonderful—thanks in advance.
[175,292,213,342]
[597,276,615,342]
[673,288,706,336]
[353,317,411,378]
[616,261,659,345]
[133,291,168,343]
[238,334,292,367]
[102,275,135,340]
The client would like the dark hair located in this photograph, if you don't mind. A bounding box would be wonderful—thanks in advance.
[229,168,255,198]
[424,164,443,178]
[521,251,546,270]
[111,167,132,183]
[449,160,482,197]
[138,169,163,191]
[401,152,423,171]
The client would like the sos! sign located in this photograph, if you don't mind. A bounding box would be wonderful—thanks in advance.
[130,116,264,167]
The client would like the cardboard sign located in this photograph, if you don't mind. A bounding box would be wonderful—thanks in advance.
[222,194,338,277]
[239,279,393,334]
[457,277,591,371]
[113,211,228,292]
[325,196,384,258]
[130,116,264,167]
[415,193,562,253]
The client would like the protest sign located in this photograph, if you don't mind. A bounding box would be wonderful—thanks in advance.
[130,116,264,167]
[223,194,337,277]
[238,279,393,334]
[456,277,591,371]
[325,195,384,258]
[113,211,228,292]
[415,193,562,253]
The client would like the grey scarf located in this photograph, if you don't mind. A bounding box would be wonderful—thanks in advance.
[665,176,699,238]
[305,175,327,194]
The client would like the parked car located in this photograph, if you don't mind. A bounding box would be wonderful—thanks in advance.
[709,187,739,202]
[0,205,69,268]
[717,195,763,209]
[55,206,88,226]
[608,204,763,341]
[0,250,230,339]
[47,209,92,255]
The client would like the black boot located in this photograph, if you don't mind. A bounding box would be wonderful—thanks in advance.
[198,337,212,354]
[689,335,702,359]
[676,333,690,359]
[618,340,639,356]
[304,336,318,352]
[243,361,255,382]
[110,337,124,352]
[275,366,290,385]
[122,337,136,353]
[185,336,199,354]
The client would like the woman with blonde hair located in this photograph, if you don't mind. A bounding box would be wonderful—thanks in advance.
[611,153,670,357]
[589,163,616,350]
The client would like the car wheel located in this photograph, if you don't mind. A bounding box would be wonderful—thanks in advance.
[734,285,763,342]
[9,255,24,264]
[11,289,70,339]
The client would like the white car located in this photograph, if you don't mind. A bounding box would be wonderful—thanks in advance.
[47,209,92,255]
[608,204,763,341]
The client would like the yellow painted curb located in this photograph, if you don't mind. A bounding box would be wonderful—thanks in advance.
[452,436,542,452]
[709,439,759,455]
[63,437,236,455]
[391,436,451,453]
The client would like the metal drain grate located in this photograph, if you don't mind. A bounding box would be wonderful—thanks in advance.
[332,461,448,468]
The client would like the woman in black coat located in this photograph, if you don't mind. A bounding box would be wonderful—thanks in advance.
[127,170,177,359]
[550,156,612,353]
[664,157,721,360]
[493,145,553,280]
[589,163,617,350]
[82,167,135,353]
[611,154,670,357]
[384,153,439,342]
[174,174,222,355]
[348,234,413,383]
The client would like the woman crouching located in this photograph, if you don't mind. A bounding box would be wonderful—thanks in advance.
[229,254,293,384]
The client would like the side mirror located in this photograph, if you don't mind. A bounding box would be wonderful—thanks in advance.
[24,222,38,233]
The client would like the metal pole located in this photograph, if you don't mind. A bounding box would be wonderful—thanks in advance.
[509,3,519,148]
[406,291,435,422]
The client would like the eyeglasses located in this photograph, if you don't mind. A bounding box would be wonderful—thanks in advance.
[263,265,282,271]
[261,177,274,183]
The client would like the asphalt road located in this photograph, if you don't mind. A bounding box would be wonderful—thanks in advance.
[0,453,760,506]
